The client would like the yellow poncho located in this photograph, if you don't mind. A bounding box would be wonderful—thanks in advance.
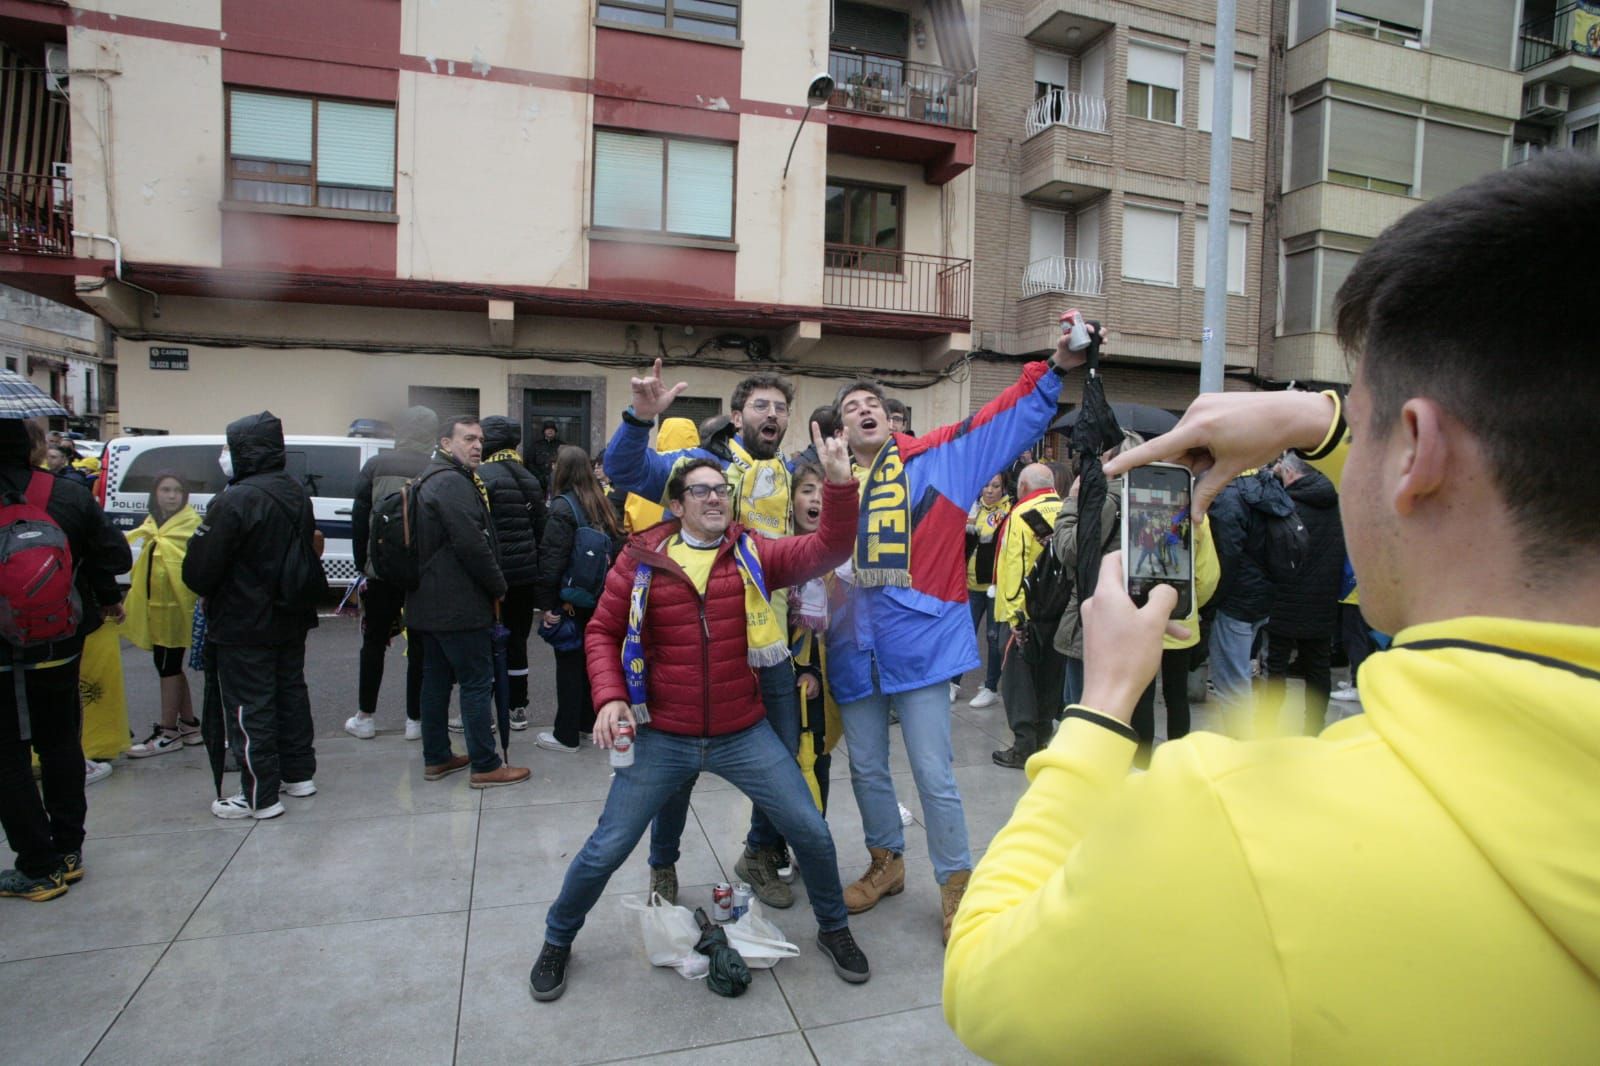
[121,507,201,651]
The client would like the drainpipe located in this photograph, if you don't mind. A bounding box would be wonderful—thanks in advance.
[72,230,161,317]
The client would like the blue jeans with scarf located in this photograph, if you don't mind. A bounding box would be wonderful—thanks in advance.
[546,720,850,946]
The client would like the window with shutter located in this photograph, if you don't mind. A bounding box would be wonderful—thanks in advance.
[1199,60,1253,140]
[596,1,740,41]
[1122,205,1180,286]
[1327,101,1416,194]
[1127,44,1183,125]
[1194,217,1249,294]
[592,130,735,240]
[1289,103,1326,190]
[1420,123,1507,198]
[227,89,394,213]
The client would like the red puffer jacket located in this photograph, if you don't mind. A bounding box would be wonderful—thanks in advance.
[586,479,858,737]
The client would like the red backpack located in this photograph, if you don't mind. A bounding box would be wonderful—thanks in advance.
[0,471,81,650]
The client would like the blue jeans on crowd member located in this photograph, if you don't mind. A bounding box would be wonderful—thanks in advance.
[1209,611,1266,723]
[839,678,972,884]
[647,660,800,864]
[967,593,1003,692]
[418,629,501,774]
[545,721,850,947]
[1062,656,1084,707]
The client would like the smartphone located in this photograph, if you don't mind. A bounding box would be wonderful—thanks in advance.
[1122,462,1195,619]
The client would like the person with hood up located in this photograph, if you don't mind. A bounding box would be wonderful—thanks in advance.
[476,416,548,732]
[945,154,1600,1064]
[183,412,327,820]
[1259,452,1345,736]
[527,421,563,491]
[621,417,698,534]
[122,473,204,758]
[0,419,130,902]
[347,406,436,741]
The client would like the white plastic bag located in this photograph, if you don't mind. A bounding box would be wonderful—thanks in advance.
[723,900,800,970]
[620,893,708,980]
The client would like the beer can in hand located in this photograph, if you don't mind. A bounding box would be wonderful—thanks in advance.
[610,720,635,768]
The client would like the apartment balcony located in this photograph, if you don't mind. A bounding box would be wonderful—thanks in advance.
[822,244,971,321]
[824,49,976,184]
[1025,89,1108,138]
[1023,4,1116,50]
[1022,256,1104,299]
[1,171,72,257]
[1520,4,1600,86]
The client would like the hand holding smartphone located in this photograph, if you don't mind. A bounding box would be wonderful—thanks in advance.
[1122,462,1195,620]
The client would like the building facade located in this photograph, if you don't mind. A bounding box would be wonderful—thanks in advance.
[0,1,981,452]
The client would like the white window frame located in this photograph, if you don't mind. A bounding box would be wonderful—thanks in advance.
[1193,216,1249,295]
[591,129,736,240]
[1121,203,1181,287]
[1126,42,1185,128]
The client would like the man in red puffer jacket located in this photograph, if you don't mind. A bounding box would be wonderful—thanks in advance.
[530,427,870,1002]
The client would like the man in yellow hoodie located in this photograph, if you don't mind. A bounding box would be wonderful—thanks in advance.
[944,154,1600,1062]
[990,463,1062,768]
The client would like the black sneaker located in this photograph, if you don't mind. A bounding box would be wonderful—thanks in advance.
[816,927,870,984]
[509,707,529,731]
[991,746,1031,770]
[61,852,83,884]
[529,941,570,1001]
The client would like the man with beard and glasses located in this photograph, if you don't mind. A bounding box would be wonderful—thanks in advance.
[603,368,806,910]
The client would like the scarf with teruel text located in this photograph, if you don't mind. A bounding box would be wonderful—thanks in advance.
[851,437,912,587]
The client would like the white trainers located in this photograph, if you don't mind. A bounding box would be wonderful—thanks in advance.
[447,716,464,733]
[211,794,285,820]
[128,724,185,758]
[1330,682,1361,703]
[343,714,376,740]
[536,731,578,753]
[968,686,999,708]
[281,780,317,798]
[404,718,422,741]
[84,759,113,785]
[948,682,960,702]
[898,801,914,827]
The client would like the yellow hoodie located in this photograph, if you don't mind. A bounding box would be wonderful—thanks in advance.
[622,417,699,534]
[944,432,1600,1063]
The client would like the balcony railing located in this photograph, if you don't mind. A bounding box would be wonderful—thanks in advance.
[1022,256,1104,298]
[1520,3,1600,71]
[1024,90,1109,138]
[827,49,976,129]
[1,171,73,256]
[823,244,972,319]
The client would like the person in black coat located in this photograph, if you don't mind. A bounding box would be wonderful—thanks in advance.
[1259,455,1345,735]
[0,419,130,900]
[184,412,326,820]
[527,421,563,491]
[477,415,547,730]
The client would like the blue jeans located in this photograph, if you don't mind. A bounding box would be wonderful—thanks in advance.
[1209,611,1266,727]
[1062,656,1084,707]
[838,678,972,883]
[545,721,849,946]
[418,629,501,774]
[648,660,799,864]
[968,593,1002,691]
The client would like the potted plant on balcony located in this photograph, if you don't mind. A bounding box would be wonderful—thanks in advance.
[846,71,890,113]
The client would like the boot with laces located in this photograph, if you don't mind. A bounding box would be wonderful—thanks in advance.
[816,927,871,984]
[842,846,904,914]
[529,941,571,1001]
[649,864,678,906]
[734,845,793,909]
[941,868,972,944]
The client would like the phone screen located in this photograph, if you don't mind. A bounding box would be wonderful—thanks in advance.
[1123,463,1194,619]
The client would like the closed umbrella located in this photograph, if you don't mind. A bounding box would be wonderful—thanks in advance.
[1051,403,1177,440]
[0,369,69,419]
[1068,326,1122,602]
[692,907,752,998]
[490,605,512,761]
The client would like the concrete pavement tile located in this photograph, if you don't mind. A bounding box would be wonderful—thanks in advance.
[950,700,1014,743]
[85,752,245,838]
[470,800,722,910]
[455,897,797,1065]
[0,829,247,963]
[950,763,1030,853]
[623,1032,817,1065]
[478,741,629,809]
[251,745,482,824]
[0,943,165,1064]
[805,1004,983,1064]
[89,912,467,1066]
[179,810,477,940]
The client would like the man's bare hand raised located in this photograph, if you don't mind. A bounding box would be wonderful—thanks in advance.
[629,358,689,421]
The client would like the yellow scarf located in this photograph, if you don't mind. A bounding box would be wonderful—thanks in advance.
[121,507,202,651]
[724,436,791,538]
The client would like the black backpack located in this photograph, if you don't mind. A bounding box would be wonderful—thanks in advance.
[243,485,330,611]
[1258,508,1310,585]
[368,469,446,591]
[557,493,613,609]
[1018,509,1074,664]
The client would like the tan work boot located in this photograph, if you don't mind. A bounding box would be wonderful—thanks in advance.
[843,847,905,914]
[941,869,972,944]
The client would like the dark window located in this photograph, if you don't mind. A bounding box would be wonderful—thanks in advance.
[101,365,117,409]
[409,386,480,423]
[227,88,396,214]
[284,445,361,499]
[596,0,740,40]
[122,445,229,497]
[824,179,904,271]
[523,389,592,459]
[832,1,909,56]
[664,395,721,430]
[4,357,16,373]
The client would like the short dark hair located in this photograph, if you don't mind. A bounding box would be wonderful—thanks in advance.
[1334,153,1600,563]
[667,457,726,501]
[731,374,795,412]
[807,404,838,439]
[439,416,480,441]
[789,460,825,492]
[832,379,886,424]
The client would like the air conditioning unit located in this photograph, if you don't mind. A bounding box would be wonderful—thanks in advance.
[44,44,69,94]
[1524,82,1570,118]
[49,162,72,214]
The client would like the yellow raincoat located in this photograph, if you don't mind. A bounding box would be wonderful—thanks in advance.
[622,417,700,533]
[121,507,201,651]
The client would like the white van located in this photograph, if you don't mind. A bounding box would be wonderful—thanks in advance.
[98,435,394,588]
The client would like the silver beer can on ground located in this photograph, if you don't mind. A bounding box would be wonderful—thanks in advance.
[731,882,753,921]
[711,881,734,922]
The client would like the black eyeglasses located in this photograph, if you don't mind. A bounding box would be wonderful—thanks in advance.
[680,483,733,500]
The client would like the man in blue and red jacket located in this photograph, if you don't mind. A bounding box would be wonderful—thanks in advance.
[529,427,872,1002]
[826,327,1097,943]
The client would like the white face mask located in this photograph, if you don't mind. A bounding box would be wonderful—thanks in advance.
[218,449,234,480]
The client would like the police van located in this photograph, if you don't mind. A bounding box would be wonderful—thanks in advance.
[98,435,393,588]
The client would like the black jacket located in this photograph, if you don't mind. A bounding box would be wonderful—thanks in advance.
[406,453,506,632]
[184,412,320,645]
[534,492,624,615]
[351,406,437,575]
[1208,469,1298,624]
[527,436,563,490]
[477,416,547,588]
[0,428,131,662]
[1267,470,1345,639]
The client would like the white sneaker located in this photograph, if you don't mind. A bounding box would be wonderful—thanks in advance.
[281,779,317,798]
[509,707,529,731]
[447,716,464,733]
[898,802,914,827]
[404,718,422,741]
[536,731,578,753]
[1330,683,1361,703]
[343,714,376,740]
[84,759,113,785]
[968,686,999,709]
[211,794,285,820]
[128,725,184,758]
[948,682,960,702]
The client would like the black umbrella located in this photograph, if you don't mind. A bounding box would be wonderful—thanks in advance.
[199,642,228,799]
[692,907,752,998]
[1051,403,1178,440]
[1068,326,1122,602]
[490,606,513,762]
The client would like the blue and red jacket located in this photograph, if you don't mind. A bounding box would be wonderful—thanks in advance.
[826,361,1065,704]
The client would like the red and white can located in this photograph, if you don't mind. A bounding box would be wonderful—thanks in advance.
[610,720,635,768]
[711,882,734,922]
